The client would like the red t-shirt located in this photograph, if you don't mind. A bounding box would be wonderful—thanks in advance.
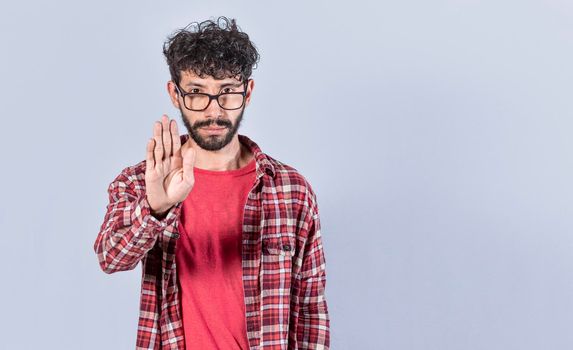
[175,157,257,350]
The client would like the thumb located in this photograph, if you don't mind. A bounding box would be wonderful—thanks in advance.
[182,147,196,185]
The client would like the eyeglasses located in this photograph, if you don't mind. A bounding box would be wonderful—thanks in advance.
[174,79,249,111]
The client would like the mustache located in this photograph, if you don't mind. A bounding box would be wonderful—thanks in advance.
[194,118,232,129]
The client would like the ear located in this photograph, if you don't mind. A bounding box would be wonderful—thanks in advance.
[167,81,181,109]
[244,79,255,107]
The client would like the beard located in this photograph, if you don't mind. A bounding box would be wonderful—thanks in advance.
[180,106,245,151]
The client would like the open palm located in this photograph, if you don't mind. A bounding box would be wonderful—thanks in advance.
[145,115,196,216]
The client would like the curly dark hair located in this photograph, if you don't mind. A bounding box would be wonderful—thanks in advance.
[162,16,260,85]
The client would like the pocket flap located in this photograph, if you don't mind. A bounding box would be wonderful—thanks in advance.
[262,239,295,257]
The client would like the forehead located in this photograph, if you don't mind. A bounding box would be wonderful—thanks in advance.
[179,70,242,87]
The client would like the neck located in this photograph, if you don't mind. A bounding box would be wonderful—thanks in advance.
[188,135,253,171]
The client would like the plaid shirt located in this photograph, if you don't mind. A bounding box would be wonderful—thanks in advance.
[93,134,330,349]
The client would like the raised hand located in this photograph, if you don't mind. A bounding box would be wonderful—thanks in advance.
[145,114,196,218]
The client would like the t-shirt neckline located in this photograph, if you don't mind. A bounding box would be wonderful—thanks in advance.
[193,157,256,176]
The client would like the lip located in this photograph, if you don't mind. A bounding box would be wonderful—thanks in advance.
[202,127,226,133]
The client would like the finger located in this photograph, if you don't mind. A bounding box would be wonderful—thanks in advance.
[146,138,155,171]
[171,119,181,157]
[153,121,163,166]
[162,115,172,158]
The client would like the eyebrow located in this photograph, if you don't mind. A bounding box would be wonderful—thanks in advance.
[185,81,243,88]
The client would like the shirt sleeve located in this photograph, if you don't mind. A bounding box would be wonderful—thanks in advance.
[296,203,331,349]
[93,168,183,274]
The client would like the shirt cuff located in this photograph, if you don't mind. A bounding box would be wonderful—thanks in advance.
[133,194,183,233]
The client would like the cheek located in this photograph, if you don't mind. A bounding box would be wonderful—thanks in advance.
[178,111,195,127]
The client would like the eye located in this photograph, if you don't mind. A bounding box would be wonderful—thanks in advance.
[191,88,200,93]
[222,87,233,93]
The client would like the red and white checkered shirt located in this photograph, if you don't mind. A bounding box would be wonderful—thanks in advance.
[93,133,330,349]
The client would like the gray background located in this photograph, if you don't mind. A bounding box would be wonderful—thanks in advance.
[1,0,572,349]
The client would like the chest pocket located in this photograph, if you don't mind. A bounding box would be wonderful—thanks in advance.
[262,239,295,257]
[261,238,296,297]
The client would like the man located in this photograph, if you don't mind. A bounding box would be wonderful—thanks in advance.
[93,16,330,350]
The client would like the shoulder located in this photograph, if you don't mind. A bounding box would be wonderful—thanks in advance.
[264,154,319,213]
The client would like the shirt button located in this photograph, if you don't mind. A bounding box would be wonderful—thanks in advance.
[283,244,291,251]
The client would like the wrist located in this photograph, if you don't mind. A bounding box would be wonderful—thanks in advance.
[146,195,171,219]
[150,205,171,220]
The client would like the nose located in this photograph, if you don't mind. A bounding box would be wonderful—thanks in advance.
[203,95,225,119]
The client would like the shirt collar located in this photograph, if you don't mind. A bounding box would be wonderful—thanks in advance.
[178,133,276,179]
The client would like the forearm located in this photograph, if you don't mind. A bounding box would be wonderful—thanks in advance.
[295,210,331,349]
[93,172,181,274]
[296,274,331,349]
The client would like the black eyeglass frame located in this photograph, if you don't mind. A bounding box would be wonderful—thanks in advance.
[174,79,250,111]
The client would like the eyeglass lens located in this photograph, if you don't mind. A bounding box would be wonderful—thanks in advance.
[184,93,244,111]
